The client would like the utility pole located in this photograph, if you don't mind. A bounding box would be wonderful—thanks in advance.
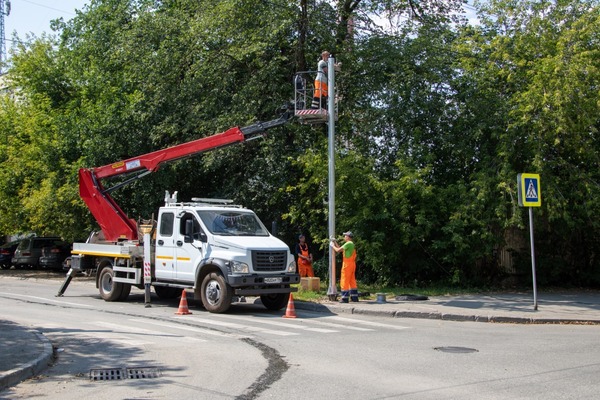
[326,55,337,301]
[0,1,10,74]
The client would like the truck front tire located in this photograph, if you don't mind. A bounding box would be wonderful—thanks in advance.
[260,293,288,311]
[200,272,232,313]
[98,266,129,302]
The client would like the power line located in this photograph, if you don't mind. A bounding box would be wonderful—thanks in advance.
[19,0,76,16]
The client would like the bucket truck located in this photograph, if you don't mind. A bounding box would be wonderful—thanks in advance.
[59,109,299,313]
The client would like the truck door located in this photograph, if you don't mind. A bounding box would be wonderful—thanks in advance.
[175,212,205,282]
[155,211,176,280]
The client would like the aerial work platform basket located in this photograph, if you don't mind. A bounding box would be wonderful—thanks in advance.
[293,71,338,124]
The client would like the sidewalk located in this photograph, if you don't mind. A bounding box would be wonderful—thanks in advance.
[2,291,599,391]
[295,291,600,324]
[0,319,54,391]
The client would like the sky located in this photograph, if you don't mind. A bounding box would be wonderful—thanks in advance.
[2,0,478,49]
[3,0,478,39]
[4,0,89,41]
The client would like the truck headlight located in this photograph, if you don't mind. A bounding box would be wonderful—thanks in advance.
[287,260,297,273]
[231,261,249,274]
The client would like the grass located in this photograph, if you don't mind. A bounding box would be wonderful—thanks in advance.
[292,279,505,302]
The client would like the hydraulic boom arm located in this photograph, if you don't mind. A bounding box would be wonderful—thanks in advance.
[80,109,293,242]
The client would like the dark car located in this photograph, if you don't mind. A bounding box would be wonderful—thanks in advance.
[12,237,63,269]
[39,242,72,270]
[0,241,20,269]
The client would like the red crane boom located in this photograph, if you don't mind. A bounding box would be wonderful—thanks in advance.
[79,110,292,242]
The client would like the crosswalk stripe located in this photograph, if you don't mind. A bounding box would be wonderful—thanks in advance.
[92,321,207,342]
[129,319,223,339]
[282,317,374,332]
[218,314,338,333]
[323,315,411,330]
[175,316,299,336]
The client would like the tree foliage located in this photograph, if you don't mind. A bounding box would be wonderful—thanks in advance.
[1,0,599,287]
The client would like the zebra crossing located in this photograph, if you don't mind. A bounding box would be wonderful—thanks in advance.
[83,311,411,346]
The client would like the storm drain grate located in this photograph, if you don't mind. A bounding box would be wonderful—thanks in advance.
[90,367,161,381]
[127,367,161,379]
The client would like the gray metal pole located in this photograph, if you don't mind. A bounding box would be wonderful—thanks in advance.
[529,207,538,310]
[327,56,337,300]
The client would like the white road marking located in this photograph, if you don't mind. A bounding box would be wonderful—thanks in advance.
[0,292,94,308]
[323,315,411,330]
[129,318,238,339]
[174,316,300,336]
[92,321,207,343]
[218,314,339,333]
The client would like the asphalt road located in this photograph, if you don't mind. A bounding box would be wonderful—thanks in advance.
[1,273,600,399]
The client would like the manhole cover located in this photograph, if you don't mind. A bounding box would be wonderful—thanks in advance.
[434,346,478,353]
[90,367,161,381]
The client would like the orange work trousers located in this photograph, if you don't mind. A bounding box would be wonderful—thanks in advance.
[340,253,357,291]
[298,259,315,277]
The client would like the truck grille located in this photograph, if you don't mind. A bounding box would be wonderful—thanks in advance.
[252,250,287,271]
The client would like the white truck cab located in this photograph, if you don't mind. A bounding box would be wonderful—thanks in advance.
[154,196,299,312]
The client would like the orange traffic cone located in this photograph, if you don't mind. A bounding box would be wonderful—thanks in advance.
[282,293,297,318]
[175,289,192,315]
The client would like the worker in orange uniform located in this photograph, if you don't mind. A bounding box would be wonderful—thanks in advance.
[295,234,315,277]
[311,51,331,109]
[331,231,358,303]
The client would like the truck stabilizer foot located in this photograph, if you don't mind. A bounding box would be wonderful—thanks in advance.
[56,269,75,297]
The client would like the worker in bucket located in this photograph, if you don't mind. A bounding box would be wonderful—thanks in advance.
[311,51,331,109]
[330,231,358,303]
[295,234,315,277]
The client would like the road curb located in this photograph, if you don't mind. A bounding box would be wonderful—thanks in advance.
[294,300,600,325]
[0,330,54,390]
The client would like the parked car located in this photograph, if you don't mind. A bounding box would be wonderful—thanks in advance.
[39,241,72,270]
[0,240,20,269]
[62,256,72,271]
[12,237,64,269]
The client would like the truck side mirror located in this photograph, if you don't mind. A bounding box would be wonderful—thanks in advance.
[184,219,207,243]
[184,219,194,243]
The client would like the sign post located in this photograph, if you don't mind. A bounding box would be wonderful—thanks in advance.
[517,173,541,310]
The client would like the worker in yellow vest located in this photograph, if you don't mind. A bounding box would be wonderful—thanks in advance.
[331,231,358,303]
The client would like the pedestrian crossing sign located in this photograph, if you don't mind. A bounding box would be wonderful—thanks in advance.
[517,173,541,207]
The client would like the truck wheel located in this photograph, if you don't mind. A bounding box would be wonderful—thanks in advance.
[201,272,232,313]
[98,266,125,302]
[154,286,181,299]
[118,283,131,301]
[260,293,288,311]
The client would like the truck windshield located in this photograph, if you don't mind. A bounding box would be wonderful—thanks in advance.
[197,210,270,237]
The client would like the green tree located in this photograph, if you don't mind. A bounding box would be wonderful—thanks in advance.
[8,0,597,290]
[461,0,600,284]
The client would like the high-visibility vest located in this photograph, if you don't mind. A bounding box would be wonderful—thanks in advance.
[343,247,356,266]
